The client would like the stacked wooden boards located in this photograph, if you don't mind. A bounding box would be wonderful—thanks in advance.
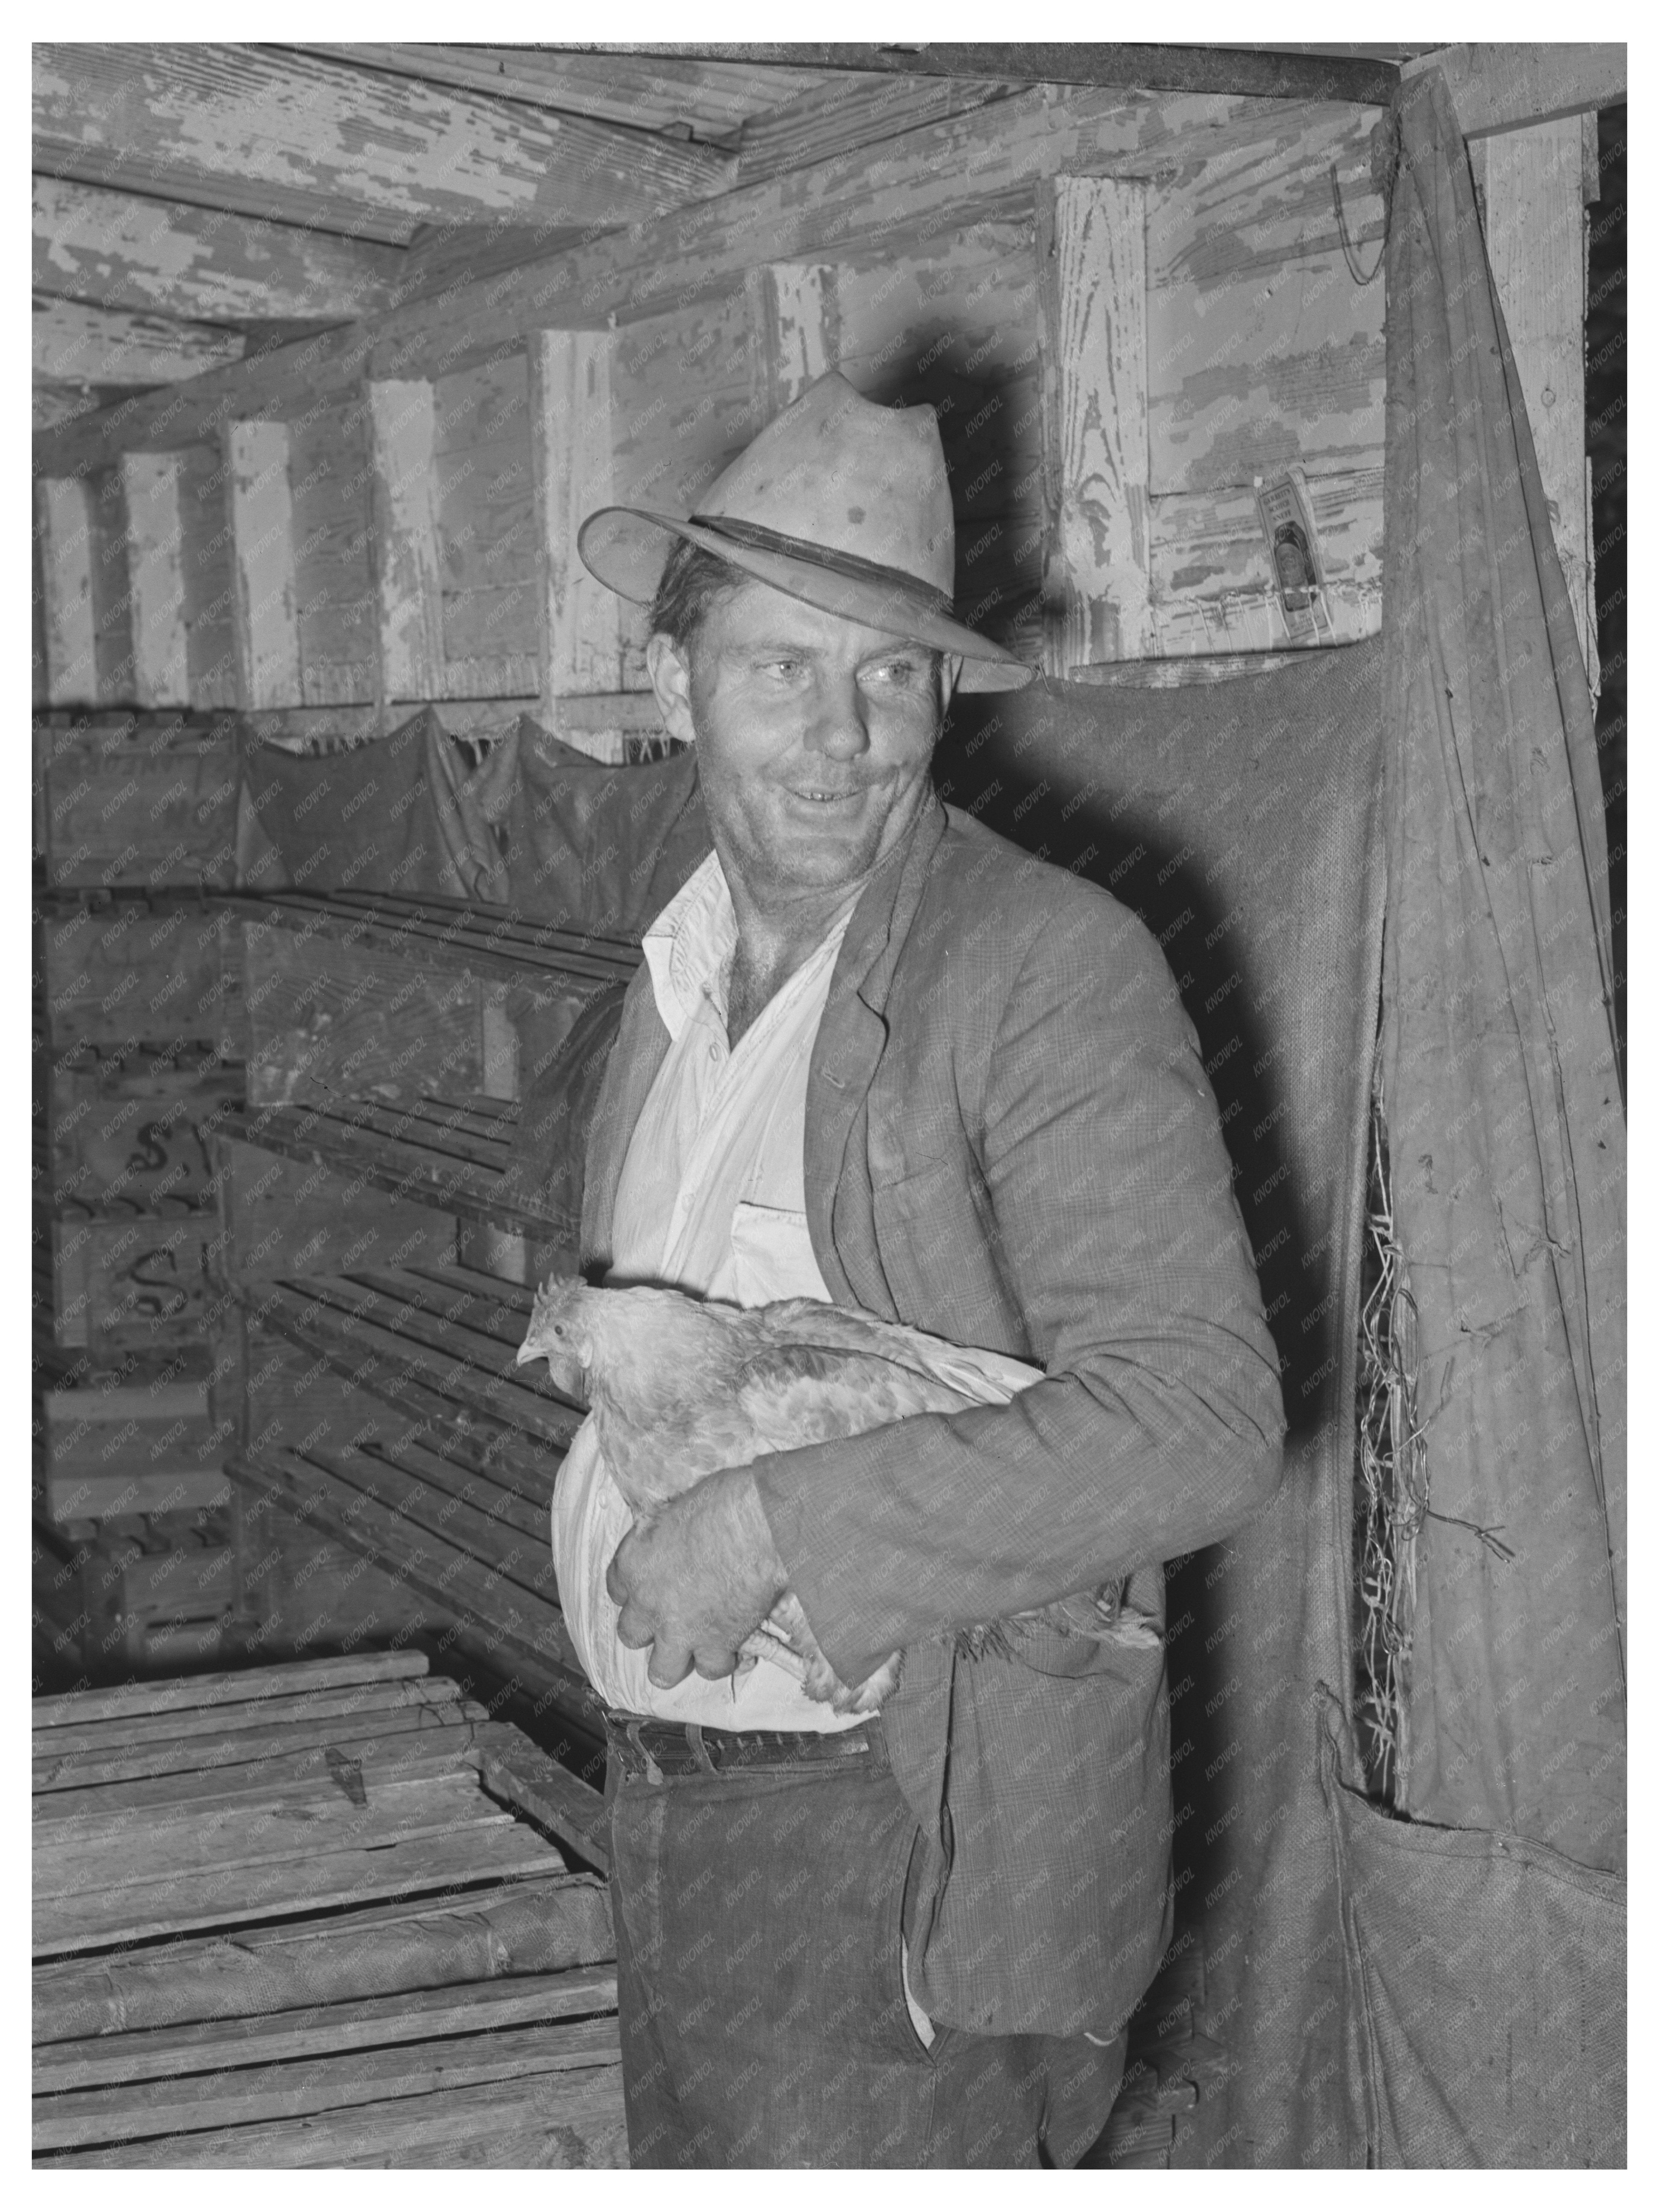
[33,1650,625,2167]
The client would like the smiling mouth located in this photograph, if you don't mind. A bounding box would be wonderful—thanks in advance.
[786,787,866,805]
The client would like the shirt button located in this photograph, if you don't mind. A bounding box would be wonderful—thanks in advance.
[708,1043,719,1062]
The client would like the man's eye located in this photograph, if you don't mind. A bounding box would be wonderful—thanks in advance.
[864,660,921,688]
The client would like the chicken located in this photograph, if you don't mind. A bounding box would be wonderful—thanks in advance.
[516,1275,1158,1715]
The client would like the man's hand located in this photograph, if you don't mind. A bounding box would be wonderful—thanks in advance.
[607,1466,790,1690]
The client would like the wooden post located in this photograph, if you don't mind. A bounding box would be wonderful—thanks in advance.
[35,476,98,706]
[121,453,190,707]
[1041,175,1154,674]
[1473,118,1597,689]
[367,379,446,707]
[529,329,624,760]
[746,263,838,420]
[226,422,302,710]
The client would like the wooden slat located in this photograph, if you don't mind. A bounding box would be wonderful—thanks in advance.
[33,1868,612,2043]
[35,1962,619,2094]
[35,479,98,707]
[33,1817,560,1956]
[227,421,302,710]
[33,1729,474,1831]
[531,330,624,748]
[34,1673,464,1758]
[468,1720,611,1875]
[232,1452,594,1715]
[1042,174,1153,670]
[39,2060,628,2168]
[242,1278,579,1448]
[32,43,735,244]
[33,175,408,322]
[32,1694,479,1795]
[369,378,447,704]
[36,2016,622,2151]
[736,71,1012,185]
[36,1772,498,1904]
[120,455,189,707]
[33,294,245,386]
[1477,118,1595,682]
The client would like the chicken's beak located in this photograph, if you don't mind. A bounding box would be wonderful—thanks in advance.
[517,1336,587,1405]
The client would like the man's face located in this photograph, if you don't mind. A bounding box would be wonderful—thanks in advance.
[646,580,957,907]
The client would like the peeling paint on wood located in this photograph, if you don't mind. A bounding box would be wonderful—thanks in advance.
[368,380,446,707]
[227,422,302,712]
[33,294,245,387]
[33,43,734,247]
[32,176,405,324]
[1146,107,1386,493]
[747,264,838,420]
[36,479,98,707]
[121,454,190,707]
[176,443,238,710]
[1477,119,1596,683]
[1042,175,1154,671]
[530,331,624,740]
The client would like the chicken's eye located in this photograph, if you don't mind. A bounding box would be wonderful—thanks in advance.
[551,1323,566,1338]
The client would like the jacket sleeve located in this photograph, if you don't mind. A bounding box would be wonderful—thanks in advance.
[750,891,1287,1689]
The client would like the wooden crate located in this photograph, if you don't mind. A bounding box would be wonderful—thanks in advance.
[39,1362,235,1523]
[33,710,240,892]
[36,893,241,1057]
[32,1651,622,2168]
[45,1046,240,1216]
[48,1213,225,1358]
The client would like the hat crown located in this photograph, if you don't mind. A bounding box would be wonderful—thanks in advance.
[698,373,955,598]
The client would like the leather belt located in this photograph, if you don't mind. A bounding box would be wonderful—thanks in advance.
[604,1708,881,1781]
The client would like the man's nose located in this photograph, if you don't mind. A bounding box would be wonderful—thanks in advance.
[802,673,871,759]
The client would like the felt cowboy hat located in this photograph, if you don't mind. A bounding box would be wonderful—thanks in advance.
[577,371,1035,693]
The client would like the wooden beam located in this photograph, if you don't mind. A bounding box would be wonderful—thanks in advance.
[33,295,245,387]
[33,43,736,248]
[120,454,190,706]
[1042,176,1154,670]
[530,331,624,756]
[33,177,407,323]
[35,478,98,705]
[1400,43,1626,138]
[289,43,831,137]
[588,41,1401,104]
[226,423,302,710]
[1475,120,1597,686]
[33,81,1301,478]
[367,380,446,705]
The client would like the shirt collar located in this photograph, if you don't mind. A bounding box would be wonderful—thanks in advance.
[641,851,735,1040]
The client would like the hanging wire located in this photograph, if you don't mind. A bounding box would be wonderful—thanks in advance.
[1331,161,1387,286]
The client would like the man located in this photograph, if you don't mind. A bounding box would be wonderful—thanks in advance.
[551,373,1285,2166]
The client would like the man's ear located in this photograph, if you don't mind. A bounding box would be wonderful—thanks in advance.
[939,652,964,716]
[646,632,697,746]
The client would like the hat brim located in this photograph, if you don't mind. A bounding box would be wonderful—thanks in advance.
[578,507,1036,694]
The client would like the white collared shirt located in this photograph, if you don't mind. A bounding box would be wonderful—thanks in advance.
[551,850,865,1731]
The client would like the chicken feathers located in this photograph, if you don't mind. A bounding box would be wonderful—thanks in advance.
[516,1275,1158,1714]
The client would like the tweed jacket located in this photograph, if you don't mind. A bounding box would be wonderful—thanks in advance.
[580,793,1285,2038]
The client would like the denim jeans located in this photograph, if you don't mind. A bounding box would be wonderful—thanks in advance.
[604,1714,1122,2167]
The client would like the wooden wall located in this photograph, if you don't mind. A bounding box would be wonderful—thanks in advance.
[33,72,1602,741]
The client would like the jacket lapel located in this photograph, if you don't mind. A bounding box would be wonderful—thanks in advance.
[579,965,671,1276]
[804,795,948,1309]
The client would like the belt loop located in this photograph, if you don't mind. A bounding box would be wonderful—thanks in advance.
[686,1721,717,1775]
[626,1717,665,1786]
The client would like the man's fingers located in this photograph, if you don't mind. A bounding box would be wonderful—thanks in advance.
[691,1645,740,1682]
[645,1638,695,1691]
